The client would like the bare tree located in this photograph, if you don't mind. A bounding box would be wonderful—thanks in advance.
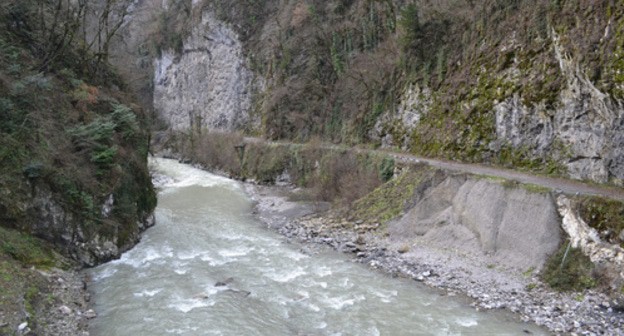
[34,0,87,70]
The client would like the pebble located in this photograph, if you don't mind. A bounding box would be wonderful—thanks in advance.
[59,305,72,315]
[83,309,97,319]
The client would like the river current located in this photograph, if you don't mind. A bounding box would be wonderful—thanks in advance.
[89,158,546,336]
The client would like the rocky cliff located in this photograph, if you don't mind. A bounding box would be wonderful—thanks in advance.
[151,0,624,186]
[153,10,257,132]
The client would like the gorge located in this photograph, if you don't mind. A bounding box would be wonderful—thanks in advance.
[2,0,624,335]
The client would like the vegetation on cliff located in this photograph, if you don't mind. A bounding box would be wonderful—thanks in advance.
[154,0,624,184]
[0,0,156,263]
[0,1,157,332]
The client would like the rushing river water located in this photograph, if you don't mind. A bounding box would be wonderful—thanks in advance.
[89,158,546,336]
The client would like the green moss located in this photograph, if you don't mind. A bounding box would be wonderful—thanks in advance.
[348,168,429,225]
[0,227,71,332]
[0,226,60,269]
[0,231,69,336]
[410,70,517,163]
[494,144,566,176]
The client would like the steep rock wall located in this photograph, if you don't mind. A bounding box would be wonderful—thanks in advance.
[13,177,156,267]
[154,12,255,131]
[378,30,624,185]
[492,33,624,184]
[151,1,624,185]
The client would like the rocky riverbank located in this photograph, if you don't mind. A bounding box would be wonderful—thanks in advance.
[244,183,624,335]
[0,263,94,336]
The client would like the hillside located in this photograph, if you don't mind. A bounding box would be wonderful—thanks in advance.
[151,0,624,185]
[0,0,157,266]
[0,1,156,333]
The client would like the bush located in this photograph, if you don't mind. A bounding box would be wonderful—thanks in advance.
[309,150,382,204]
[67,118,115,150]
[578,197,624,246]
[186,131,244,174]
[244,143,290,183]
[379,157,395,182]
[111,103,138,139]
[542,242,596,292]
[90,146,117,168]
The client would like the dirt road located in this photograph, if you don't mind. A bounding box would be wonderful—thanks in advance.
[243,137,624,201]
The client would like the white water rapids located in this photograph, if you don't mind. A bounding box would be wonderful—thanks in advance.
[88,158,547,335]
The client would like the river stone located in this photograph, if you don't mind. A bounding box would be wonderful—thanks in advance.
[59,305,72,315]
[83,309,97,319]
[215,277,234,287]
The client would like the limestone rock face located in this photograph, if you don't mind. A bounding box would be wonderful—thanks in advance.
[154,12,254,131]
[493,81,624,184]
[493,35,624,184]
[374,84,432,149]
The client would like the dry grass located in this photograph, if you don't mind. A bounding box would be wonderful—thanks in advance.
[192,131,244,174]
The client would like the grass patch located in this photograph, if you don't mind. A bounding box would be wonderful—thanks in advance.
[519,183,551,194]
[0,226,60,268]
[522,266,535,277]
[348,168,429,226]
[541,241,596,292]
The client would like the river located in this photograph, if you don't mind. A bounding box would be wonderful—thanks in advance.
[88,158,547,335]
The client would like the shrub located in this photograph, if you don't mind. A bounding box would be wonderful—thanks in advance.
[578,197,624,247]
[310,150,382,204]
[111,103,138,139]
[244,143,290,183]
[90,146,117,168]
[542,242,596,292]
[67,118,115,150]
[194,131,244,173]
[379,156,395,182]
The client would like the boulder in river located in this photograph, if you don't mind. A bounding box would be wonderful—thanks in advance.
[215,277,235,287]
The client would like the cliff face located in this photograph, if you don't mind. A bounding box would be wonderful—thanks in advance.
[483,31,624,184]
[153,11,257,132]
[152,0,624,186]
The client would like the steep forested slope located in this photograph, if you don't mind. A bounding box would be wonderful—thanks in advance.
[0,0,156,266]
